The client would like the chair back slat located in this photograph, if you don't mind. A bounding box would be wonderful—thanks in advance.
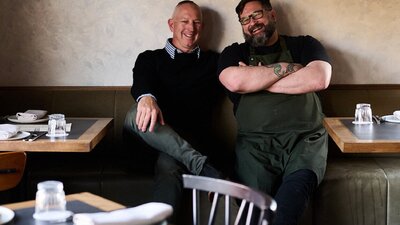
[183,174,277,225]
[234,200,247,225]
[208,193,218,225]
[245,203,254,225]
[192,189,199,225]
[225,195,230,225]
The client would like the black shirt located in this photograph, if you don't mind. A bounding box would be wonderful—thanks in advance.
[217,35,331,112]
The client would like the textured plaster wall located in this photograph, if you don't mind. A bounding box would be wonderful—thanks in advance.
[0,0,399,86]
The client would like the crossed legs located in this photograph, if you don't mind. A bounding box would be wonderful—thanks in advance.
[124,103,208,175]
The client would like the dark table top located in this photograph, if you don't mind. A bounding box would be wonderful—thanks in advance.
[0,117,113,152]
[11,200,101,225]
[342,119,400,140]
[323,117,400,153]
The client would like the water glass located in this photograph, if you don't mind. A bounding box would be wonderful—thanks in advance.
[33,180,72,222]
[354,103,373,124]
[47,114,68,137]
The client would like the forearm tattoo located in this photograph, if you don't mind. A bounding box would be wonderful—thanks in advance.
[266,63,298,78]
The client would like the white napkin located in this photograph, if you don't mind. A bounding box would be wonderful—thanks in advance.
[16,110,47,121]
[0,124,19,140]
[73,202,173,225]
[394,110,400,120]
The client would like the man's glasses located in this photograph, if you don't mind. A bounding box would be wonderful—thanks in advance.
[239,9,267,25]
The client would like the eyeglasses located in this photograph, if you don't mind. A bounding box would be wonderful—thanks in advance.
[239,9,266,25]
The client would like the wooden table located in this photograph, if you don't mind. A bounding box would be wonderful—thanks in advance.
[323,117,400,153]
[3,192,124,212]
[0,118,113,152]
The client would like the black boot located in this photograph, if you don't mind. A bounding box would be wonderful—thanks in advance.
[199,163,224,202]
[199,163,223,179]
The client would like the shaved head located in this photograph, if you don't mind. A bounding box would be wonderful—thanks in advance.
[172,1,202,21]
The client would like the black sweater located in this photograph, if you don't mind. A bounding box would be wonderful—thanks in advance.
[131,49,221,132]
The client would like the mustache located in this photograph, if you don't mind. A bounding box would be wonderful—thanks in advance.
[248,23,264,34]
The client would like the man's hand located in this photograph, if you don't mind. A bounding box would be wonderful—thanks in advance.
[136,96,165,132]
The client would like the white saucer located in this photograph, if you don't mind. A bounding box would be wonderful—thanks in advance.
[33,210,73,222]
[352,121,373,125]
[1,131,30,141]
[382,115,400,123]
[7,115,49,124]
[0,206,15,225]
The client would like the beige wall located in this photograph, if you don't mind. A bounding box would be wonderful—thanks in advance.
[0,0,399,86]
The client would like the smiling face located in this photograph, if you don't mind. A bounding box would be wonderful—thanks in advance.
[240,1,278,47]
[168,2,203,53]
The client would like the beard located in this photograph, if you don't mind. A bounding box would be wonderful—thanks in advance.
[243,20,276,47]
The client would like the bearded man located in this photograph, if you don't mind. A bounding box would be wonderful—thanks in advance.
[217,0,332,224]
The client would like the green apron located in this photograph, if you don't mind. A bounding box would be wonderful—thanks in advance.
[235,37,328,195]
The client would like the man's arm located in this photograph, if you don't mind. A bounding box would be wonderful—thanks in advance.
[131,51,157,100]
[131,51,165,132]
[267,60,332,94]
[219,61,303,94]
[219,60,331,94]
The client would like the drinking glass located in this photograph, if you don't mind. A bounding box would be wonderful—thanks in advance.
[353,103,373,124]
[47,114,68,137]
[33,180,72,222]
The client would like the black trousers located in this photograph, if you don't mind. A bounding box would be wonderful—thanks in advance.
[272,169,317,225]
[152,153,189,224]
